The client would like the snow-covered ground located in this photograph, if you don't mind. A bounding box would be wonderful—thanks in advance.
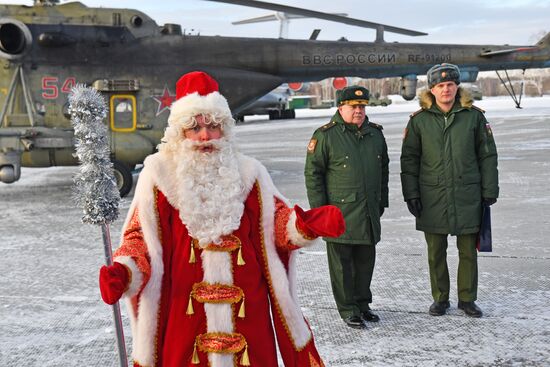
[1,95,549,366]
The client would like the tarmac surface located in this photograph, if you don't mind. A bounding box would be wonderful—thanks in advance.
[1,96,549,366]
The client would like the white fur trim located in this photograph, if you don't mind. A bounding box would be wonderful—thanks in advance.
[118,155,167,366]
[168,91,231,127]
[205,303,234,334]
[286,211,318,248]
[114,257,142,298]
[202,251,233,284]
[254,160,312,348]
[202,251,234,334]
[208,353,233,367]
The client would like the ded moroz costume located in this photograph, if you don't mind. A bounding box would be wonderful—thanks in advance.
[98,71,345,367]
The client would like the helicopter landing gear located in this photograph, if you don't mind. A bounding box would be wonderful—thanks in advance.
[268,108,295,120]
[112,160,133,197]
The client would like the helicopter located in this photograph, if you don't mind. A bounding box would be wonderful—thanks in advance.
[1,0,549,196]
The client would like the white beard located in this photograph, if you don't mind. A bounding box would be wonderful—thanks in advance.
[174,137,246,246]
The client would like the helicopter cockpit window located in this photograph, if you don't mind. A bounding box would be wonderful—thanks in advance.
[110,95,136,132]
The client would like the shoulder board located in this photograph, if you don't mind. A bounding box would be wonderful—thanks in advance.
[319,120,337,131]
[369,122,383,130]
[471,105,485,113]
[409,108,423,118]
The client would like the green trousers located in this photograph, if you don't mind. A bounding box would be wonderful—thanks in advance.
[326,242,376,319]
[424,232,478,302]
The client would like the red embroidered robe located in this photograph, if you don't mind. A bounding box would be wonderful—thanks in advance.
[113,152,324,367]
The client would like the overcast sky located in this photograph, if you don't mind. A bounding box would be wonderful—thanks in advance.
[1,0,549,45]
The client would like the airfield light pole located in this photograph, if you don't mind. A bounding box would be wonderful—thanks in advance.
[68,85,128,367]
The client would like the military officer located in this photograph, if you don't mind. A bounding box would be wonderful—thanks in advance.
[400,63,499,318]
[304,85,389,329]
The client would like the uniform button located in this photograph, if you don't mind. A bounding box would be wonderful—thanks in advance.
[343,164,347,168]
[345,156,349,159]
[341,199,345,202]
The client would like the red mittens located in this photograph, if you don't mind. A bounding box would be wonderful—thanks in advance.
[294,205,346,239]
[99,262,129,305]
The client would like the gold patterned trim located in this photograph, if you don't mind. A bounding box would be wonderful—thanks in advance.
[193,234,242,252]
[196,332,246,354]
[191,282,243,304]
[296,222,316,241]
[153,186,162,366]
[309,352,325,367]
[255,181,306,351]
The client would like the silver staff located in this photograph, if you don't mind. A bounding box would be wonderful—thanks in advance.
[69,85,128,367]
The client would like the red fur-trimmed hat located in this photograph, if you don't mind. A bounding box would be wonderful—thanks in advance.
[168,71,232,128]
[175,71,219,100]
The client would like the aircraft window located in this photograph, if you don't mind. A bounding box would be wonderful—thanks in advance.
[110,95,136,132]
[115,100,132,113]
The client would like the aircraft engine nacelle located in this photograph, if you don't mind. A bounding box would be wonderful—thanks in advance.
[0,18,33,60]
[399,74,417,101]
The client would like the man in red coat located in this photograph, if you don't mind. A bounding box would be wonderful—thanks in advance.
[99,71,345,367]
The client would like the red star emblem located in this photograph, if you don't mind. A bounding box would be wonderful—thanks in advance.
[152,86,176,116]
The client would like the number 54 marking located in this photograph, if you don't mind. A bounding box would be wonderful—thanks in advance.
[41,77,76,99]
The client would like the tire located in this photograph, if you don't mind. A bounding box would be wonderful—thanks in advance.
[282,109,295,119]
[112,160,133,197]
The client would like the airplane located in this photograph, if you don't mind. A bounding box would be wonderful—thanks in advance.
[1,0,549,197]
[235,85,295,121]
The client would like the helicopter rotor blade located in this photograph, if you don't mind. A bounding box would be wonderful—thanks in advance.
[205,0,427,37]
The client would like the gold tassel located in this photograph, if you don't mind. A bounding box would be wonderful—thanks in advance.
[189,245,196,264]
[240,344,250,366]
[186,294,194,315]
[237,245,246,266]
[191,341,200,364]
[238,297,245,318]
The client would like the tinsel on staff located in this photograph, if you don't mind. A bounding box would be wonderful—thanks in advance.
[69,84,120,225]
[69,85,128,367]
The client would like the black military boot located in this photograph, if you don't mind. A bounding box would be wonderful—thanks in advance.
[361,309,380,323]
[458,301,483,318]
[429,300,450,316]
[344,315,366,329]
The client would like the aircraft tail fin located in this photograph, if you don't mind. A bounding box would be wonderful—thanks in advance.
[536,32,550,47]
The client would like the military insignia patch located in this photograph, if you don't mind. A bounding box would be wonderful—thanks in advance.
[486,123,493,136]
[441,71,447,78]
[355,90,363,96]
[307,138,317,153]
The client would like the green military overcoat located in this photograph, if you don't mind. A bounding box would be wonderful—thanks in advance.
[305,111,389,245]
[400,88,499,235]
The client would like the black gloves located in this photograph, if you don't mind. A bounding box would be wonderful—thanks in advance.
[483,198,497,206]
[406,198,422,218]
